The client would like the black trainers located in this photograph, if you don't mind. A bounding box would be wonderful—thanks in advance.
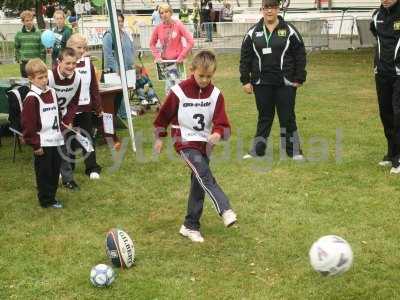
[63,180,80,191]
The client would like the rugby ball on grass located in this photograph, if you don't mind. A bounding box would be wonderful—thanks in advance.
[106,228,135,268]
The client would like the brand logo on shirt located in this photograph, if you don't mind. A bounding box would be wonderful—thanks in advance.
[394,21,400,30]
[255,31,263,37]
[43,106,57,112]
[55,87,74,93]
[183,101,211,108]
[277,29,287,37]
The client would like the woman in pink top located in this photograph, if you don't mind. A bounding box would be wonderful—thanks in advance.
[150,3,194,94]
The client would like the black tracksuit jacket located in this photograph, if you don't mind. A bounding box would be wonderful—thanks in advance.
[370,1,400,76]
[239,16,307,86]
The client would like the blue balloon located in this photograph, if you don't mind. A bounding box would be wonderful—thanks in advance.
[41,30,56,48]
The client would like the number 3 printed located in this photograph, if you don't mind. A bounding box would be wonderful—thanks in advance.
[192,114,205,131]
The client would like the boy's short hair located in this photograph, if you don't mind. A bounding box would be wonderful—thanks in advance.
[20,10,34,21]
[58,47,77,61]
[191,50,217,72]
[159,3,172,13]
[66,33,87,47]
[53,10,65,18]
[25,58,48,78]
[262,0,280,7]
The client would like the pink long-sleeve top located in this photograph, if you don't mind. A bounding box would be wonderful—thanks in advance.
[150,20,194,61]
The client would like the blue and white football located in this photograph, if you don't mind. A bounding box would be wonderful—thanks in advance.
[106,228,135,268]
[90,264,115,287]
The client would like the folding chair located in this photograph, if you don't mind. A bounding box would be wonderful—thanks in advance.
[7,84,29,162]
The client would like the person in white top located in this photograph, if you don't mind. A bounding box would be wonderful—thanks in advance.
[21,58,64,209]
[66,33,103,180]
[48,47,82,191]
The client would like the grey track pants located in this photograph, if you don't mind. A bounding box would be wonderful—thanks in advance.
[180,148,231,230]
[60,144,74,184]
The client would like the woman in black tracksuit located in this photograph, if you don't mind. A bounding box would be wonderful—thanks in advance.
[370,0,400,173]
[239,0,306,159]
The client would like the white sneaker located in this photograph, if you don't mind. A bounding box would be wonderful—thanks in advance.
[222,209,237,227]
[141,99,149,106]
[89,172,100,180]
[243,153,254,159]
[379,160,392,167]
[179,225,204,243]
[293,154,305,161]
[390,166,400,174]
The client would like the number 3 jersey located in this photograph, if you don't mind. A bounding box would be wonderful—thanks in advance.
[154,75,231,155]
[22,84,64,150]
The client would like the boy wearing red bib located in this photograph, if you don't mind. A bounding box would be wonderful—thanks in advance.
[22,58,64,208]
[154,50,237,243]
[66,34,102,179]
[48,47,81,190]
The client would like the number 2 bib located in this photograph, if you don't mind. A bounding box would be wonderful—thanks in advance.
[48,70,81,117]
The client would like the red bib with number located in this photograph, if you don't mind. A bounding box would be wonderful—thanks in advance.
[26,90,64,147]
[48,70,81,117]
[171,85,219,142]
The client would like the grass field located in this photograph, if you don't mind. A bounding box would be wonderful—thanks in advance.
[1,49,400,299]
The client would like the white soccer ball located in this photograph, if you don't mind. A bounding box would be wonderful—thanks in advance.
[309,235,353,276]
[90,264,116,287]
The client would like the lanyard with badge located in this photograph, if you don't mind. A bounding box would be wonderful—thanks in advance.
[262,25,273,55]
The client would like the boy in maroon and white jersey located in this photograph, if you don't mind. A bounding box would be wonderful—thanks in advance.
[66,33,102,179]
[22,58,64,209]
[48,47,81,190]
[154,50,237,243]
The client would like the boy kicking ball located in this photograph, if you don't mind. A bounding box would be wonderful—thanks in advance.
[154,50,237,243]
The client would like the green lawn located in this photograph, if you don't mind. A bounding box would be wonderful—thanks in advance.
[1,50,400,299]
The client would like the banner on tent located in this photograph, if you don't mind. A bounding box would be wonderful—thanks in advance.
[81,26,108,45]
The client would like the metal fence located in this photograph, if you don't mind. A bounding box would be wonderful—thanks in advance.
[0,17,374,63]
[356,17,376,48]
[0,33,15,63]
[137,20,329,51]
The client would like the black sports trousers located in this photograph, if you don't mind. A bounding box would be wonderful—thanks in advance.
[70,112,102,175]
[375,74,400,161]
[34,146,61,207]
[251,84,301,157]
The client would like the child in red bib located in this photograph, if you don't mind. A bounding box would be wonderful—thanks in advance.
[154,50,237,243]
[66,33,102,179]
[22,58,64,208]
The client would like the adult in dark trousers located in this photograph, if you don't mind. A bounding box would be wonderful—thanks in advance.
[370,0,400,174]
[203,1,215,42]
[239,0,306,160]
